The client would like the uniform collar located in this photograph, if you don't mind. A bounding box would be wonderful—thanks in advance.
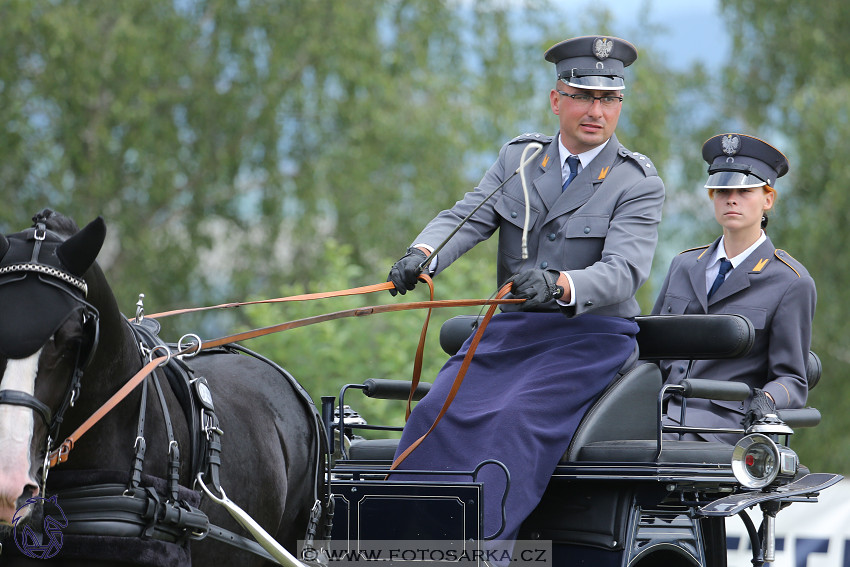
[711,231,767,269]
[557,136,610,177]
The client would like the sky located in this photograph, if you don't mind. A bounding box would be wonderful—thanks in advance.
[570,0,729,70]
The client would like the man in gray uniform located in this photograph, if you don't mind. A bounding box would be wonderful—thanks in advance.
[652,133,816,444]
[386,35,665,544]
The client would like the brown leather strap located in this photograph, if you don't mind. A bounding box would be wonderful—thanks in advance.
[407,274,434,420]
[47,355,169,468]
[143,281,399,319]
[200,294,520,350]
[389,282,513,471]
[50,279,522,470]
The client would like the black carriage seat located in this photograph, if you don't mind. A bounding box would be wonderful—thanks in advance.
[344,314,821,465]
[564,314,753,464]
[565,315,822,464]
[439,314,752,464]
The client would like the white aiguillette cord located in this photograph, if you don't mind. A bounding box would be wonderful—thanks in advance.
[519,142,543,259]
[418,141,545,271]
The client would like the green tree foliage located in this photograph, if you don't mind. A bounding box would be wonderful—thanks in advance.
[719,0,850,473]
[0,0,553,315]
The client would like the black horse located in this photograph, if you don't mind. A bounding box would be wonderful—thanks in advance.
[0,210,323,566]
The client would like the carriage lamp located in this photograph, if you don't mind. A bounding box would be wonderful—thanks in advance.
[731,433,798,489]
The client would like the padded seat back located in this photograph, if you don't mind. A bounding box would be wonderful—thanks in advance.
[564,362,661,461]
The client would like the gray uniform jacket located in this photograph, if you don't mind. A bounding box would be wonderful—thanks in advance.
[413,132,665,318]
[651,236,816,442]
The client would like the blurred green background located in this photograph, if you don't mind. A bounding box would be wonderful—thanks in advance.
[2,0,848,473]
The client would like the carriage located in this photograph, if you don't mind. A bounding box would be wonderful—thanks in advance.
[0,210,842,567]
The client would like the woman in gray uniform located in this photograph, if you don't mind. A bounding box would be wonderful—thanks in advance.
[652,133,816,443]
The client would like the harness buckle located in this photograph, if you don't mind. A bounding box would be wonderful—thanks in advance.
[201,410,224,441]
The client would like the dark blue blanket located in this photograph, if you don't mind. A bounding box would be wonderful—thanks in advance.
[391,311,638,542]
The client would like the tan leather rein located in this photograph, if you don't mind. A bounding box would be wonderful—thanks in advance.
[47,276,521,469]
[389,282,513,470]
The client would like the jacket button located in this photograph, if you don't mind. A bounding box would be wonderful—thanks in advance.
[585,301,593,306]
[540,261,548,269]
[548,233,556,241]
[679,365,686,373]
[667,306,672,312]
[511,211,518,218]
[584,227,591,234]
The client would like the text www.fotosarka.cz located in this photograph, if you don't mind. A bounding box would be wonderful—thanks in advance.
[299,540,553,565]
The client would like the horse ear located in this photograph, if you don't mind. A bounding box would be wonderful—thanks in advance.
[57,217,107,276]
[0,233,8,260]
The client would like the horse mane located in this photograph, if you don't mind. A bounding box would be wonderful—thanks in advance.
[34,208,81,238]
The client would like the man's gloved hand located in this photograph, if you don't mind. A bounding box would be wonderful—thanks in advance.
[387,247,428,296]
[508,269,564,310]
[741,388,777,430]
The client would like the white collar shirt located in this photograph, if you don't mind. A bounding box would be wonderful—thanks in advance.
[557,136,609,184]
[705,231,767,294]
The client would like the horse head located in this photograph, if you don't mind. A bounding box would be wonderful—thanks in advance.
[0,209,105,525]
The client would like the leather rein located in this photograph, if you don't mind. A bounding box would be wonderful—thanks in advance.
[48,275,522,469]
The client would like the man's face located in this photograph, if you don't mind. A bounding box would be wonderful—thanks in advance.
[549,83,623,154]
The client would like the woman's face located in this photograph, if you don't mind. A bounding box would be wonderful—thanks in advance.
[712,186,774,235]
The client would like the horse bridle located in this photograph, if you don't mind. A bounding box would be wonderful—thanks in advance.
[0,223,101,486]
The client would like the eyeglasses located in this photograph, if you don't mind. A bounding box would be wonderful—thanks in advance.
[556,90,623,108]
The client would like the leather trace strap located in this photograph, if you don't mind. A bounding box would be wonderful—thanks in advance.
[390,282,514,471]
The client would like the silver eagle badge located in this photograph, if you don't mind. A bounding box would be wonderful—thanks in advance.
[593,38,613,60]
[722,135,740,156]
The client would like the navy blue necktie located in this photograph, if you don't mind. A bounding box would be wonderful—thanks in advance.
[562,155,579,191]
[707,258,733,300]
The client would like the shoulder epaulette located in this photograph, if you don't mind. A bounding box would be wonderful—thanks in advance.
[509,132,553,145]
[618,146,658,177]
[678,244,710,257]
[774,249,804,278]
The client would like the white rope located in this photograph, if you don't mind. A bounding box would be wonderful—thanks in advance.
[196,474,308,567]
[518,142,544,259]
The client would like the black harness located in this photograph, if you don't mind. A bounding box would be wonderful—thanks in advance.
[0,214,333,564]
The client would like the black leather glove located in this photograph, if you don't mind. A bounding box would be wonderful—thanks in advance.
[387,247,428,296]
[741,388,777,430]
[509,269,564,310]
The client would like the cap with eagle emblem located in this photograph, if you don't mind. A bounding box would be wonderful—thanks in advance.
[544,35,638,91]
[702,133,789,189]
